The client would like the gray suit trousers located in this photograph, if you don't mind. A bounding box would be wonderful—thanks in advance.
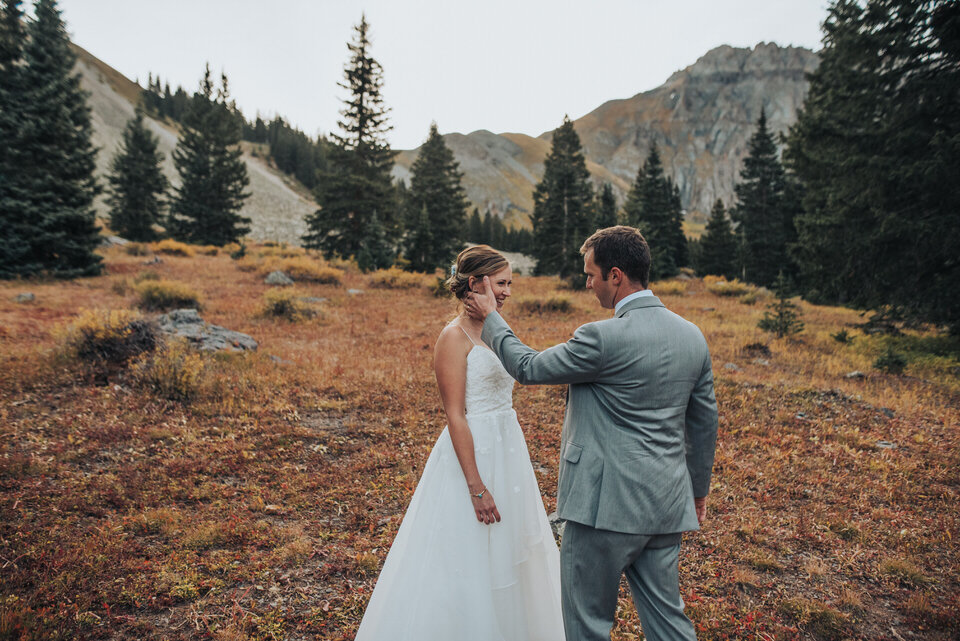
[560,521,696,641]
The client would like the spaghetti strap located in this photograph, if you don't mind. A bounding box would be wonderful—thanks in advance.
[458,325,478,346]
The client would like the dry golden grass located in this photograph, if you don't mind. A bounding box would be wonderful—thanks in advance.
[0,243,957,640]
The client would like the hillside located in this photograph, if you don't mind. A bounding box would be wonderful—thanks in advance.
[1,243,957,639]
[73,44,316,245]
[395,43,818,224]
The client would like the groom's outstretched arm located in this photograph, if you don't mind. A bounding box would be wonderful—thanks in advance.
[481,311,603,386]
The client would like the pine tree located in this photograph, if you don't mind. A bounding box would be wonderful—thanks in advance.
[622,145,685,281]
[404,123,468,272]
[0,0,36,276]
[168,66,250,246]
[0,0,102,278]
[595,182,619,229]
[698,199,738,279]
[758,272,804,338]
[304,15,397,267]
[785,0,959,331]
[106,110,168,242]
[467,208,483,243]
[404,204,434,273]
[356,209,393,272]
[531,116,595,283]
[732,109,795,288]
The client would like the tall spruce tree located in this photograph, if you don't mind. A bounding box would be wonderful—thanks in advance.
[732,109,795,288]
[304,15,396,269]
[168,66,250,246]
[531,116,595,283]
[404,123,468,272]
[785,0,959,330]
[622,145,686,281]
[595,182,619,229]
[467,208,483,243]
[698,199,738,279]
[1,0,101,277]
[404,204,434,273]
[0,0,35,276]
[106,110,168,241]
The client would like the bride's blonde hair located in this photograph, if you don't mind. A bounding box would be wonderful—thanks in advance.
[446,245,509,300]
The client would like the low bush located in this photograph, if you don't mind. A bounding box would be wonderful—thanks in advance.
[873,347,907,375]
[279,257,343,284]
[515,295,574,314]
[124,242,151,256]
[257,244,305,259]
[56,309,160,369]
[133,270,160,284]
[132,338,206,402]
[738,287,772,305]
[260,289,316,322]
[651,280,688,296]
[705,277,755,297]
[368,267,427,290]
[152,239,196,257]
[432,277,453,298]
[135,280,203,311]
[198,245,220,256]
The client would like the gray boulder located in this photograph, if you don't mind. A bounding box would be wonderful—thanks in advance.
[157,309,258,352]
[265,270,294,286]
[99,235,129,247]
[14,292,35,303]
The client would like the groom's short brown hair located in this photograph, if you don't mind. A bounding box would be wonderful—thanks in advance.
[580,226,651,288]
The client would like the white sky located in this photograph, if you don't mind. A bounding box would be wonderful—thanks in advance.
[54,0,828,150]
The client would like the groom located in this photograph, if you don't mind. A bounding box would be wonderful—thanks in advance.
[464,226,718,641]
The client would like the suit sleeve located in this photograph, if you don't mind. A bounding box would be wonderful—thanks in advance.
[685,349,718,498]
[481,311,603,385]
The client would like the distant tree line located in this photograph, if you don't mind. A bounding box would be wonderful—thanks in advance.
[465,209,534,254]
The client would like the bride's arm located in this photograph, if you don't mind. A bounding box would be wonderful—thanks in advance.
[434,327,501,525]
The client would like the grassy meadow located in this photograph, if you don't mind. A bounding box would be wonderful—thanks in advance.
[1,242,958,641]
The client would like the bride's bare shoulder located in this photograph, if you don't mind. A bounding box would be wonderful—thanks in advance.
[435,322,472,358]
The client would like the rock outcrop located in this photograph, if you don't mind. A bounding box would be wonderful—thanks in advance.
[157,309,258,352]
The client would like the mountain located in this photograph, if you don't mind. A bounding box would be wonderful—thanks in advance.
[74,44,316,245]
[394,43,819,227]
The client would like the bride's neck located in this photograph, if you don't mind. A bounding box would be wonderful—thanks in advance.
[456,313,483,332]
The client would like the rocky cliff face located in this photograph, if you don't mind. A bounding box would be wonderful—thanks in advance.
[74,45,316,245]
[395,43,819,225]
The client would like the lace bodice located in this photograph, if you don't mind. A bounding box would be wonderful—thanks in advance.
[465,345,515,416]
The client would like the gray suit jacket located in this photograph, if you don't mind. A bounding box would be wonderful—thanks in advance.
[482,295,718,534]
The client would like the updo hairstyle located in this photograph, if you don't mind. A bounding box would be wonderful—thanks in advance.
[446,245,509,300]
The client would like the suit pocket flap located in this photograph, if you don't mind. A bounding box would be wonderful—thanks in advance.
[563,443,582,464]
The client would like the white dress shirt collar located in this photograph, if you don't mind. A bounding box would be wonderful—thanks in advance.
[614,289,654,314]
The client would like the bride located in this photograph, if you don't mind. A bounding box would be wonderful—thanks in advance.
[354,245,564,641]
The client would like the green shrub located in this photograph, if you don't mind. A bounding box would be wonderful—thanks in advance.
[124,242,151,256]
[832,329,852,343]
[873,347,907,374]
[135,280,203,311]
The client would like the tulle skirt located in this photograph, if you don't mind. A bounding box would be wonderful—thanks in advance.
[354,408,564,641]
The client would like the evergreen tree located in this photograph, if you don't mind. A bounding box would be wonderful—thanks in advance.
[404,123,468,272]
[106,110,168,241]
[168,66,250,246]
[622,145,685,280]
[698,199,738,279]
[732,109,795,288]
[531,116,595,283]
[785,0,959,331]
[3,0,102,277]
[467,207,483,243]
[758,272,805,338]
[304,15,397,267]
[595,182,619,229]
[404,204,434,273]
[356,209,393,272]
[0,0,37,276]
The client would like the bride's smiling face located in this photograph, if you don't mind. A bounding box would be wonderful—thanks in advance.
[470,266,512,311]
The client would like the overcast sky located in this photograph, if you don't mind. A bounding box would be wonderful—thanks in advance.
[54,1,829,150]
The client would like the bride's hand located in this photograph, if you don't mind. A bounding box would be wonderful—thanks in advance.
[471,490,501,525]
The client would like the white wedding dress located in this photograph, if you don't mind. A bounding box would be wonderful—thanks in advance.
[354,333,564,641]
